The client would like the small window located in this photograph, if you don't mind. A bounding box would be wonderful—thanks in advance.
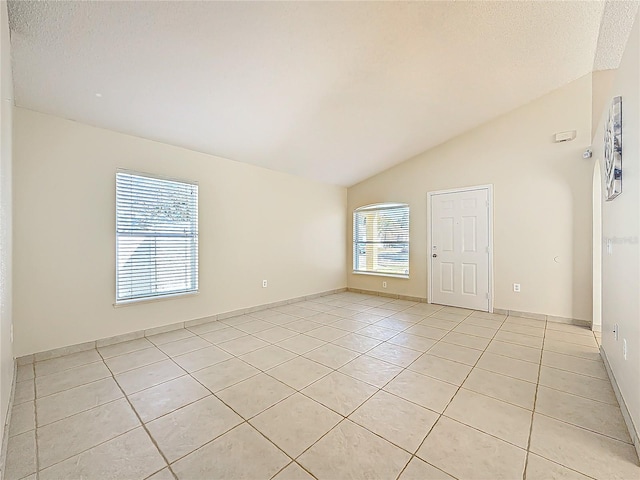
[116,171,199,303]
[353,203,409,277]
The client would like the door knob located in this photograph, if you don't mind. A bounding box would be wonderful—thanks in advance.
[432,254,438,258]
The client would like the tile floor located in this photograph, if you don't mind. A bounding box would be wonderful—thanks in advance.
[4,292,639,480]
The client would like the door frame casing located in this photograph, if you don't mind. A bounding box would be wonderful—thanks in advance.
[426,184,494,313]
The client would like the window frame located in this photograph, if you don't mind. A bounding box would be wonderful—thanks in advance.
[115,170,199,305]
[353,203,410,278]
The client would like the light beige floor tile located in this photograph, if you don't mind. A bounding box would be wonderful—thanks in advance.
[221,315,255,326]
[14,378,34,405]
[426,341,482,365]
[477,351,540,383]
[332,332,383,353]
[147,395,242,462]
[543,339,601,361]
[5,430,36,480]
[538,365,618,404]
[542,351,607,379]
[190,358,259,392]
[353,312,388,324]
[36,377,123,426]
[330,318,369,332]
[366,307,399,317]
[277,334,326,354]
[544,330,598,348]
[384,370,457,413]
[499,322,545,337]
[157,336,211,357]
[452,323,497,339]
[35,361,111,398]
[9,401,35,437]
[267,356,332,390]
[441,331,490,350]
[388,311,425,323]
[373,317,413,331]
[37,398,139,469]
[366,342,422,367]
[147,328,194,346]
[250,393,341,457]
[338,355,403,388]
[430,312,469,323]
[273,462,315,480]
[349,390,438,453]
[185,319,228,335]
[486,339,541,364]
[327,308,361,320]
[303,343,360,369]
[306,312,342,325]
[493,330,544,348]
[298,419,410,480]
[417,416,526,480]
[535,386,631,442]
[399,457,455,479]
[235,319,277,334]
[302,371,377,416]
[217,335,270,356]
[146,468,175,480]
[200,327,247,344]
[97,338,154,359]
[504,316,546,328]
[545,323,594,336]
[240,344,298,370]
[463,315,504,329]
[405,304,444,316]
[172,345,232,373]
[305,325,349,342]
[462,367,536,410]
[253,326,298,343]
[35,349,102,377]
[469,311,506,322]
[405,324,448,341]
[408,354,472,386]
[357,325,399,341]
[525,453,591,480]
[419,317,463,331]
[285,319,324,333]
[530,414,640,480]
[39,427,165,480]
[216,373,295,419]
[172,423,288,480]
[104,347,168,375]
[262,312,299,325]
[128,375,209,422]
[115,359,186,395]
[444,388,532,448]
[17,364,35,383]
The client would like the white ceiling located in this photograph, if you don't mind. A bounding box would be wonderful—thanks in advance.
[7,1,637,186]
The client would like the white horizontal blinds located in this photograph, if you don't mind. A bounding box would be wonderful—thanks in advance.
[116,171,198,302]
[353,203,409,276]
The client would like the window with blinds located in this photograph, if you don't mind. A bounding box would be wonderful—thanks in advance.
[116,171,199,303]
[353,203,409,277]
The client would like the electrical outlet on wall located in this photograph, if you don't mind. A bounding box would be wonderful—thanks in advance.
[382,281,387,288]
[513,283,521,292]
[262,280,268,288]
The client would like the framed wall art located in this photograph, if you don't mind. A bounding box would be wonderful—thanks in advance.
[604,96,622,201]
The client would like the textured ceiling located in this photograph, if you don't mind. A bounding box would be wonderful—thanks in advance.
[7,1,634,186]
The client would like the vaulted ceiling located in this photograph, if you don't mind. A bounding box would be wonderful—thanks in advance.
[7,1,638,186]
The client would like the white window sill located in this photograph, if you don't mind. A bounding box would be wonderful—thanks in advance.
[113,291,199,308]
[352,271,409,279]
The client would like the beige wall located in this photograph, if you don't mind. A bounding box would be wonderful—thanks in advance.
[347,74,594,321]
[592,69,618,138]
[594,13,640,445]
[13,108,347,356]
[0,0,14,459]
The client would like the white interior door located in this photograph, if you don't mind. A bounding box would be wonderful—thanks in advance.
[430,187,490,311]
